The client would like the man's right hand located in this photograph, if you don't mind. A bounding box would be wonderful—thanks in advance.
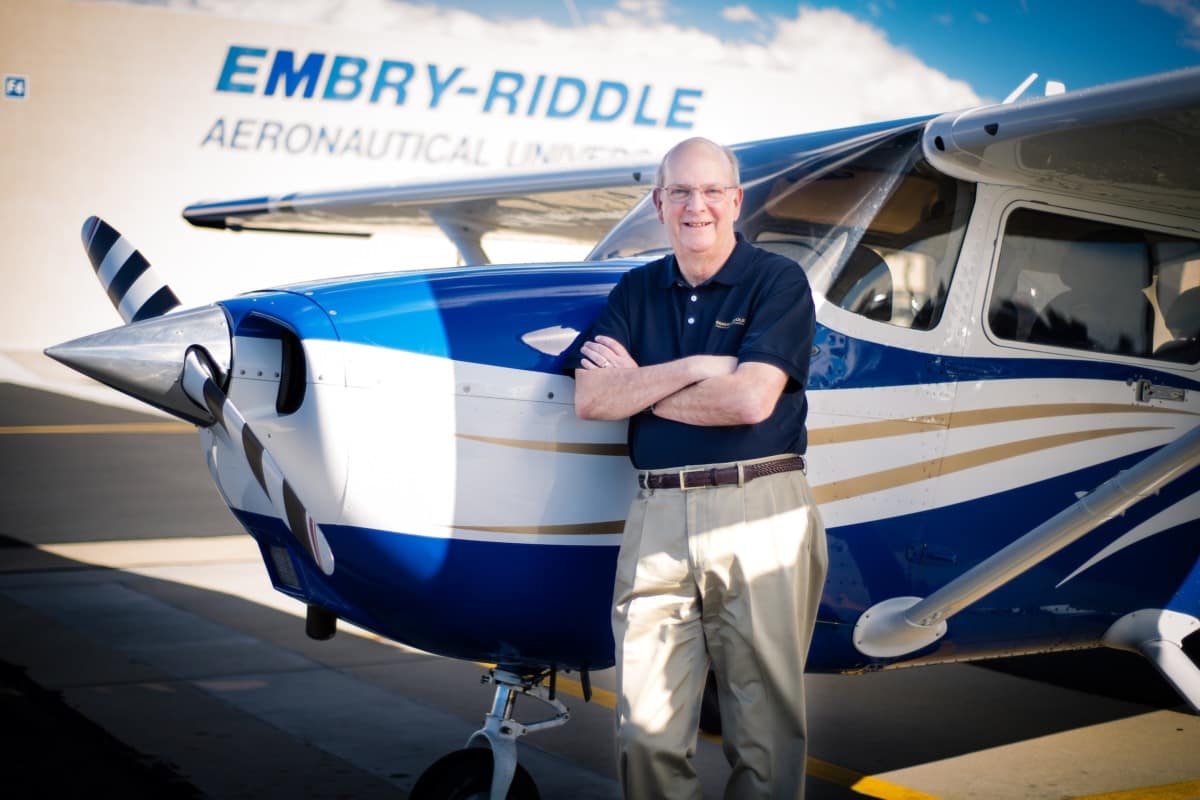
[574,349,738,422]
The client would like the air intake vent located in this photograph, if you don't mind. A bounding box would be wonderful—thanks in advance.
[268,544,301,589]
[276,327,306,414]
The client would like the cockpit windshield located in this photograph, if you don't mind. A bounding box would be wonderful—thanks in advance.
[588,121,975,331]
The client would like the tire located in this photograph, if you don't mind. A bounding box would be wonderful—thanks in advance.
[410,748,540,800]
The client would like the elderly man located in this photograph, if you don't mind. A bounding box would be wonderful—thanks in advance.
[568,137,828,799]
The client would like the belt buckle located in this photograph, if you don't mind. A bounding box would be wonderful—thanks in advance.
[678,469,695,490]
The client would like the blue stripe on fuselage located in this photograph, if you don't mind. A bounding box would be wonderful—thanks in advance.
[809,453,1200,671]
[233,506,619,671]
[219,265,1200,391]
[809,326,1200,390]
[229,456,1198,673]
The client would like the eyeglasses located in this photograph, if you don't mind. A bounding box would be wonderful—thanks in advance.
[657,184,738,203]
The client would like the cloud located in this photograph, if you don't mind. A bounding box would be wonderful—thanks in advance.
[973,10,990,23]
[751,7,981,122]
[721,4,760,24]
[1138,0,1200,50]
[615,0,668,23]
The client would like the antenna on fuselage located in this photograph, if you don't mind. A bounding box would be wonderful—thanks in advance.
[562,0,583,26]
[1003,73,1039,103]
[1004,73,1067,103]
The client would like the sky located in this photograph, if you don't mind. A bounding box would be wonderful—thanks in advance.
[108,0,1200,105]
[420,0,1200,102]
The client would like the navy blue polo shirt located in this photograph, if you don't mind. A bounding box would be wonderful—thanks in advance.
[566,236,816,470]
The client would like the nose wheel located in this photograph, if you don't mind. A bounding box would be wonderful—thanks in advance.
[409,748,538,800]
[411,667,571,800]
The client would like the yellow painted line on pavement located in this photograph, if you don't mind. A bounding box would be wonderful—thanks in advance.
[547,673,1197,800]
[0,422,193,434]
[551,678,1200,800]
[1072,779,1200,800]
[555,674,618,710]
[16,535,1189,800]
[554,675,942,800]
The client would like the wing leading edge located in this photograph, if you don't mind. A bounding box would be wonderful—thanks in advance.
[182,163,658,264]
[922,66,1200,220]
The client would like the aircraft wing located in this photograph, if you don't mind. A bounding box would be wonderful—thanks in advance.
[183,162,658,263]
[922,66,1200,220]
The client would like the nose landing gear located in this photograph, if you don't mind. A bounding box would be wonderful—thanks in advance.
[411,667,572,800]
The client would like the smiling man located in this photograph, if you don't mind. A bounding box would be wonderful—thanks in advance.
[568,137,828,799]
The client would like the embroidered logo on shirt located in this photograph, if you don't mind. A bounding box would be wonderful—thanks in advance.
[714,317,747,329]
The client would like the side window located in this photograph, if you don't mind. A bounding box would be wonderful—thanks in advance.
[821,161,973,330]
[988,208,1200,363]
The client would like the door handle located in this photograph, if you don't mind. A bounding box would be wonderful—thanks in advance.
[1133,379,1186,403]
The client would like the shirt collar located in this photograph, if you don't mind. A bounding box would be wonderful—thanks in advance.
[656,233,753,289]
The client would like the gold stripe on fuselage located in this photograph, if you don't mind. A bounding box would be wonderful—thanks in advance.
[457,433,627,457]
[459,403,1195,455]
[449,406,1191,534]
[810,426,1169,504]
[454,521,626,535]
[808,402,1195,446]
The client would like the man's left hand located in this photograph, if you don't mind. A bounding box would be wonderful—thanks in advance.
[581,335,638,370]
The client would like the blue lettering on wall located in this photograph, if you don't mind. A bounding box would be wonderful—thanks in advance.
[371,60,415,104]
[265,50,325,99]
[546,77,586,119]
[484,71,523,114]
[213,45,703,129]
[589,81,627,123]
[427,65,463,108]
[323,55,368,101]
[216,46,267,93]
[666,88,704,129]
[525,75,546,117]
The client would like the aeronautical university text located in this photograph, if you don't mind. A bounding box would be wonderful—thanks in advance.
[216,46,704,129]
[200,119,653,168]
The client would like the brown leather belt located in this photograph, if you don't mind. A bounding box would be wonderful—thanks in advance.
[638,455,806,490]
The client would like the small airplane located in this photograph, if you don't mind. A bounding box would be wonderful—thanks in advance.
[47,66,1200,799]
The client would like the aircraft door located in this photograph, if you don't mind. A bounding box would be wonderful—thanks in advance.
[949,202,1200,643]
[785,156,977,624]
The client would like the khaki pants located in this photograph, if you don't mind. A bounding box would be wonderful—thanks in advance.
[612,457,827,800]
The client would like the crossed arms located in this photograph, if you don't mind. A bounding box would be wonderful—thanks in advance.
[574,335,788,426]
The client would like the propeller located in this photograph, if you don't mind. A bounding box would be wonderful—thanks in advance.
[50,216,334,576]
[181,348,335,576]
[82,216,181,323]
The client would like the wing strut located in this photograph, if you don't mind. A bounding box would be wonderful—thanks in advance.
[853,423,1200,690]
[429,210,489,266]
[1103,609,1200,711]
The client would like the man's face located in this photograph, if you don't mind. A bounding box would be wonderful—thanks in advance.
[655,142,743,261]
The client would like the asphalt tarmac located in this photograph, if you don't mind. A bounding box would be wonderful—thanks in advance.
[3,381,1199,800]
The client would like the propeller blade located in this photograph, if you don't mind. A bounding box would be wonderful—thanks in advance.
[82,216,181,323]
[181,349,335,576]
